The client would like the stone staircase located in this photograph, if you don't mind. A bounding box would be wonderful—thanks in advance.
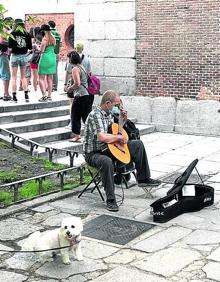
[0,98,155,166]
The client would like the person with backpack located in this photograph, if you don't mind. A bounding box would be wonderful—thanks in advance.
[64,51,93,142]
[64,42,95,130]
[48,20,62,91]
[8,19,32,102]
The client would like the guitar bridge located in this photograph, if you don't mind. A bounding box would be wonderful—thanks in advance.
[114,144,125,153]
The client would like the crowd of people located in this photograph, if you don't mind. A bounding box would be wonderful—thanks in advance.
[0,18,61,102]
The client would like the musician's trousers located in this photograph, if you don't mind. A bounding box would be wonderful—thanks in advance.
[85,140,151,202]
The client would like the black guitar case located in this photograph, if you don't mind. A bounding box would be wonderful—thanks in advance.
[150,159,214,223]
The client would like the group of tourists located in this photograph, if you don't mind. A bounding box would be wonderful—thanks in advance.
[0,18,61,102]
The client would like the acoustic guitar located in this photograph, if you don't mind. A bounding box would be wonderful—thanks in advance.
[102,109,131,164]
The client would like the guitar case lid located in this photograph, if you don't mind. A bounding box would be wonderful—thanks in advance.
[167,158,199,195]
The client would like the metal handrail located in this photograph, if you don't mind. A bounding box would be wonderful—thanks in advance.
[0,165,85,207]
[0,127,80,167]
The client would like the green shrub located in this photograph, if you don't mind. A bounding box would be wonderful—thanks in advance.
[18,179,53,200]
[0,191,13,205]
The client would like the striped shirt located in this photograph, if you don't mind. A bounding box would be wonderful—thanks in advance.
[83,106,113,154]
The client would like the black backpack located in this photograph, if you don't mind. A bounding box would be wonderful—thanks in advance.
[123,119,140,140]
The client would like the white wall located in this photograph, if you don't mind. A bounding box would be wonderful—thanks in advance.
[74,0,136,95]
[1,0,76,18]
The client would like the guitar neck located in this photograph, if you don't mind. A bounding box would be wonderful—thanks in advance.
[118,112,124,135]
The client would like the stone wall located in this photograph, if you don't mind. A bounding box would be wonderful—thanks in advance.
[93,96,220,136]
[136,0,220,99]
[74,0,136,95]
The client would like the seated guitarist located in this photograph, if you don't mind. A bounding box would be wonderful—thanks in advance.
[83,89,161,212]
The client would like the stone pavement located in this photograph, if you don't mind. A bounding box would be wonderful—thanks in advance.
[0,132,220,281]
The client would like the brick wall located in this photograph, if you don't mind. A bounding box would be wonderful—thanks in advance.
[136,0,220,99]
[25,13,74,61]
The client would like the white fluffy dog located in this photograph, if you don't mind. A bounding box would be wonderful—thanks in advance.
[22,216,83,264]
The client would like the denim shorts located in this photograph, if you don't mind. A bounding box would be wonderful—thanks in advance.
[11,54,28,67]
[0,54,10,80]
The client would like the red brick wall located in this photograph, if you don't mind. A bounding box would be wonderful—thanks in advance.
[25,13,74,61]
[136,0,220,99]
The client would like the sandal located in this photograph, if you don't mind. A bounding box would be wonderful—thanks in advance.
[69,136,81,142]
[38,96,47,102]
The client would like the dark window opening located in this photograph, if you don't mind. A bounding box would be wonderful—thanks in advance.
[65,24,74,48]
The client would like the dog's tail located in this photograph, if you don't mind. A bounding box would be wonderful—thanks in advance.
[21,231,41,251]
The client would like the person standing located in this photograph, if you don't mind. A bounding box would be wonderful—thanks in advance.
[0,17,13,101]
[75,42,91,74]
[38,24,56,102]
[64,51,92,142]
[48,20,61,92]
[8,18,32,102]
[29,27,41,92]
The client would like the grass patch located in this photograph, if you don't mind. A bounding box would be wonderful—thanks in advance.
[0,170,17,183]
[0,140,94,206]
[0,191,13,206]
[17,179,54,201]
[37,157,66,171]
[0,167,94,206]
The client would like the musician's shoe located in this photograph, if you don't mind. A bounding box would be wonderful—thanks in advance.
[138,178,161,187]
[107,200,119,212]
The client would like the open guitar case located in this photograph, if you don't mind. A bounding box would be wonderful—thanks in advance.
[150,159,214,223]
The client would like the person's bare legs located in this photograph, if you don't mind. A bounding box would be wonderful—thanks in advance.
[47,74,53,99]
[3,80,10,96]
[20,66,28,91]
[11,66,18,93]
[32,69,38,91]
[11,66,18,102]
[39,74,47,97]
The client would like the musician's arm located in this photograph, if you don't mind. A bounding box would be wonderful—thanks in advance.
[97,132,127,144]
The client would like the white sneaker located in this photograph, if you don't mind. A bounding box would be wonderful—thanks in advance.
[65,122,72,129]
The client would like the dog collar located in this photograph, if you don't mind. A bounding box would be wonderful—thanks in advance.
[68,235,81,246]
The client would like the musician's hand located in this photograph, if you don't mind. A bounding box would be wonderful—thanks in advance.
[118,135,127,144]
[121,109,128,121]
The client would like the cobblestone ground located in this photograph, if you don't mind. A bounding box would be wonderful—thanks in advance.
[0,133,220,281]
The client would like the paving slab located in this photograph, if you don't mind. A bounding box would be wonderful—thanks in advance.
[66,276,86,282]
[91,265,167,282]
[133,247,201,277]
[203,261,220,281]
[132,226,192,252]
[0,270,27,282]
[41,212,74,227]
[82,238,119,259]
[207,246,220,262]
[104,249,146,265]
[5,252,38,270]
[36,258,107,279]
[0,218,40,240]
[183,230,220,245]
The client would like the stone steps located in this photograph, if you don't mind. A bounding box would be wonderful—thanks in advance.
[0,98,155,166]
[1,115,70,134]
[0,106,69,124]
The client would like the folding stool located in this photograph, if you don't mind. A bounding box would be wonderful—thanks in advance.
[77,161,137,200]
